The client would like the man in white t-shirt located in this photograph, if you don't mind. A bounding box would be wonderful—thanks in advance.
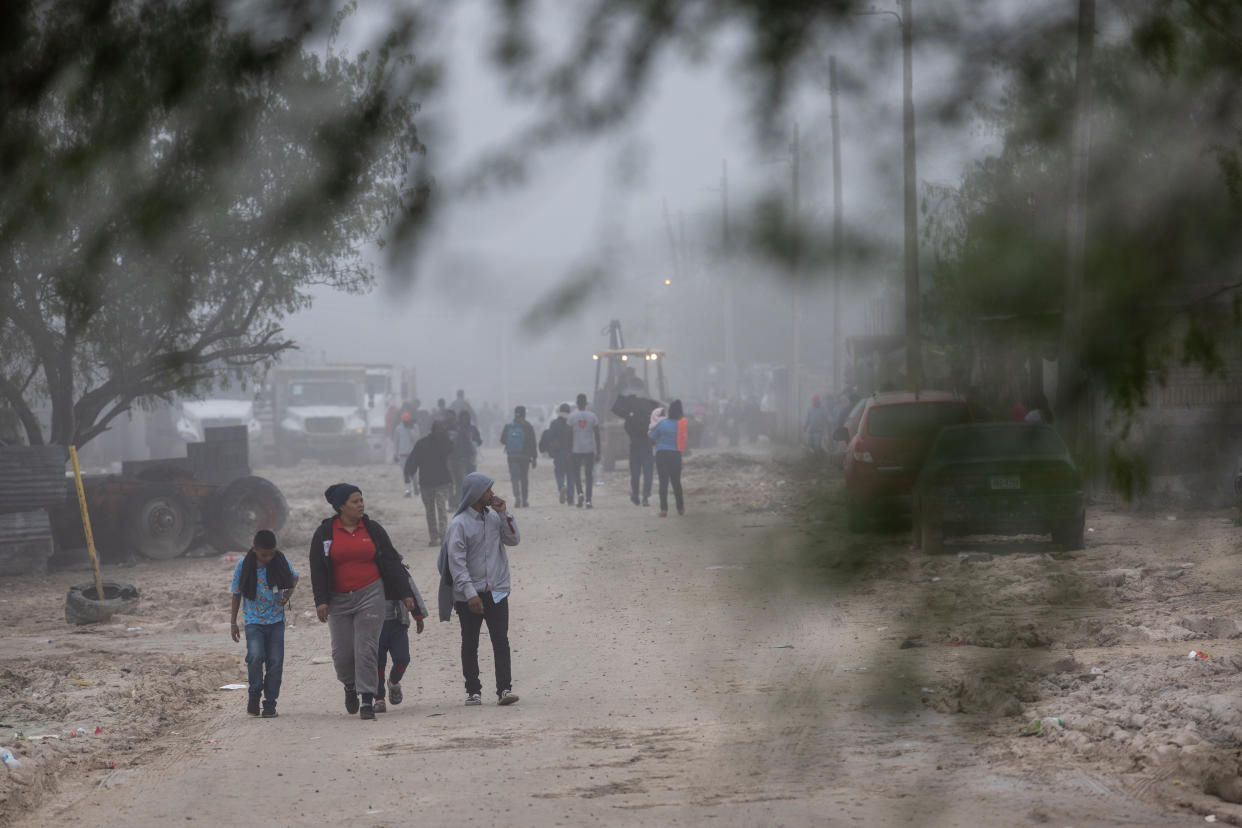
[569,393,601,508]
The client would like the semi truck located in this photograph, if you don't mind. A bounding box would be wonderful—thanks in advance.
[268,365,369,466]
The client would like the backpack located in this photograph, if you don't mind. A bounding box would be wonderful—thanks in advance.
[505,422,527,454]
[538,427,551,455]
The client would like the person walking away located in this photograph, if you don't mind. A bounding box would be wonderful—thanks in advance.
[449,410,483,496]
[569,393,601,508]
[539,403,574,505]
[373,563,428,713]
[410,398,432,436]
[230,529,298,718]
[612,393,657,507]
[500,406,537,508]
[393,413,421,497]
[448,389,476,422]
[405,420,454,546]
[309,484,416,721]
[435,472,521,706]
[805,395,829,458]
[650,399,687,517]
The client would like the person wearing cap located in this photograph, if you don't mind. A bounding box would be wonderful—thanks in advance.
[393,412,421,498]
[309,483,417,721]
[499,406,537,508]
[436,472,521,706]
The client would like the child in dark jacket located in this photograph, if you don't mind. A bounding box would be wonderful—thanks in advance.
[373,567,429,713]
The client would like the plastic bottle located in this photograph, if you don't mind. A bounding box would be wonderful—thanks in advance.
[1,750,21,770]
[1041,717,1065,729]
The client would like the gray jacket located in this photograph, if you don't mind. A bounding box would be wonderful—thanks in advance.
[435,472,520,620]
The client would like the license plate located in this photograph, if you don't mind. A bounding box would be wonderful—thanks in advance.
[990,475,1021,490]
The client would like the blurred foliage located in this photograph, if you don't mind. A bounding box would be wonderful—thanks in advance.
[0,0,433,448]
[924,0,1242,494]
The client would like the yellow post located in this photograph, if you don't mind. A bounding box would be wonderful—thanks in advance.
[68,447,106,604]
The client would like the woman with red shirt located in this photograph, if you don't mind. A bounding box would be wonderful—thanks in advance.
[309,483,416,721]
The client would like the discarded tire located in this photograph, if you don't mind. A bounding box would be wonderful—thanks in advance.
[125,483,197,560]
[207,475,287,553]
[64,581,140,625]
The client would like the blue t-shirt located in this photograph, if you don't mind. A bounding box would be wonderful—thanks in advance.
[231,558,299,625]
[650,418,680,452]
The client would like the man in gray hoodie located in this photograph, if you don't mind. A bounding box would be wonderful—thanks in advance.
[436,472,521,706]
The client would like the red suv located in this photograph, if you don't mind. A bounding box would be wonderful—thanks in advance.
[837,391,973,531]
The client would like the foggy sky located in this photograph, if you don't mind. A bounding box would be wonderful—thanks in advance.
[281,0,1005,410]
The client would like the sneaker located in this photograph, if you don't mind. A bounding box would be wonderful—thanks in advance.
[498,689,520,706]
[558,489,566,504]
[261,705,278,718]
[642,497,649,507]
[677,507,685,516]
[344,684,359,715]
[373,699,386,713]
[427,539,439,547]
[631,495,640,506]
[247,693,261,717]
[577,495,584,508]
[387,679,403,705]
[465,693,482,706]
[659,510,668,517]
[585,500,593,509]
[521,500,529,508]
[359,704,375,720]
[404,488,412,498]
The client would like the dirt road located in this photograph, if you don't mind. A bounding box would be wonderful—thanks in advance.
[2,445,1235,825]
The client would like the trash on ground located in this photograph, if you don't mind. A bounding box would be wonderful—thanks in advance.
[920,687,936,693]
[310,656,331,664]
[705,565,746,571]
[1090,667,1104,675]
[1019,717,1065,737]
[931,577,941,582]
[126,627,142,631]
[217,683,248,690]
[1188,650,1212,659]
[71,679,91,686]
[1,750,21,769]
[840,664,868,673]
[771,644,794,649]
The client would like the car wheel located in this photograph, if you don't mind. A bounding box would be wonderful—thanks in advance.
[125,484,196,560]
[1053,515,1085,550]
[920,519,943,555]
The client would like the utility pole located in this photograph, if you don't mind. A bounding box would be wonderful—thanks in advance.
[721,159,738,399]
[790,122,802,441]
[830,56,844,394]
[900,0,921,392]
[1060,0,1095,466]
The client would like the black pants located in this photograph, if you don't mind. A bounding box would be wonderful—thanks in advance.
[570,452,594,502]
[455,593,511,697]
[656,449,684,512]
[507,456,530,504]
[629,444,653,501]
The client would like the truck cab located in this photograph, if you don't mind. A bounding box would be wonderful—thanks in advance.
[270,366,369,466]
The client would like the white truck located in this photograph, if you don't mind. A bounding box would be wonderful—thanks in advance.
[269,365,369,466]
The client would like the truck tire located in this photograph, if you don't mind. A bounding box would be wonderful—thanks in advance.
[208,476,288,553]
[126,484,196,560]
[64,580,140,625]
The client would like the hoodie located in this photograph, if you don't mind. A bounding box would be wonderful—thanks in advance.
[434,472,520,621]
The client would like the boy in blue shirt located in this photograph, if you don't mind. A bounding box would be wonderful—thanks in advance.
[229,530,299,718]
